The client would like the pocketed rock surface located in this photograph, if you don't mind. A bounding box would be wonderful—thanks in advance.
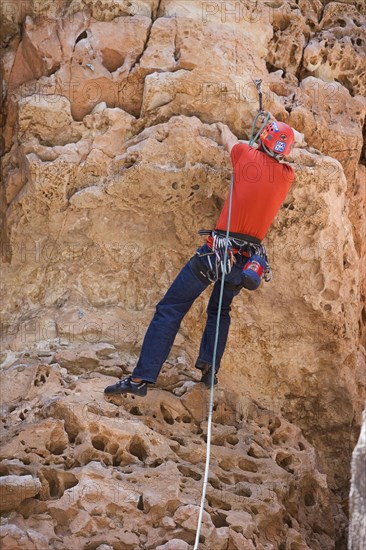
[0,359,344,549]
[1,0,365,548]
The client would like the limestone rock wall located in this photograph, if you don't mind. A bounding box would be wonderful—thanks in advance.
[1,0,366,548]
[0,359,344,549]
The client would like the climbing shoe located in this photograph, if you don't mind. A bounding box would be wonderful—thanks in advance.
[195,358,208,371]
[200,365,218,387]
[104,376,148,397]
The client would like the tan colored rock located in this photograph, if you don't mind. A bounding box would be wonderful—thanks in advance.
[211,527,231,550]
[54,15,151,119]
[0,364,341,548]
[89,107,136,157]
[8,16,61,89]
[266,4,307,75]
[228,529,256,550]
[0,418,70,466]
[0,475,41,512]
[303,2,366,97]
[174,504,214,538]
[87,16,151,75]
[1,2,365,548]
[288,77,365,182]
[0,107,364,517]
[67,0,158,21]
[0,524,49,550]
[137,16,283,135]
[225,509,253,534]
[53,342,121,374]
[0,361,64,408]
[3,8,88,112]
[18,95,78,146]
[156,540,189,550]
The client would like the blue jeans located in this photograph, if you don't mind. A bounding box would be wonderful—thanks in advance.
[132,244,247,383]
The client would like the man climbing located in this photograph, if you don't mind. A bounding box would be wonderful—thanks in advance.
[105,120,295,397]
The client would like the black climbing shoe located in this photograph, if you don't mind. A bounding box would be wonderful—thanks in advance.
[195,358,208,371]
[200,365,218,387]
[104,376,148,397]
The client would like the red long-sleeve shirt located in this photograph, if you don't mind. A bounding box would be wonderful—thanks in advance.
[215,143,295,241]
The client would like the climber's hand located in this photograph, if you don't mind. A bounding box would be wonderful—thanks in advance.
[216,123,238,154]
[216,122,226,132]
[216,123,225,146]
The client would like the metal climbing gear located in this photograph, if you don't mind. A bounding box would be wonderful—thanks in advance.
[197,229,272,286]
[190,232,234,285]
[249,79,271,147]
[211,233,234,275]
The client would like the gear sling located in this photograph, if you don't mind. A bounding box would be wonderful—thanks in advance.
[189,229,272,291]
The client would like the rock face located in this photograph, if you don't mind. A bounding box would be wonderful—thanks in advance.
[0,359,344,549]
[349,405,366,550]
[0,0,365,548]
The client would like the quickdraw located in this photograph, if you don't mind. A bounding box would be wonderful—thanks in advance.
[191,236,233,284]
[212,233,234,276]
[249,79,271,148]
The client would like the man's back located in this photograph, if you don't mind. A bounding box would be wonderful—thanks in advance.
[215,143,295,241]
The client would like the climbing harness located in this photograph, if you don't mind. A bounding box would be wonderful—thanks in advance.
[191,230,272,288]
[193,78,272,549]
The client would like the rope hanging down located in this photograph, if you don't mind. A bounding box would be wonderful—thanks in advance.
[193,78,268,549]
[193,173,234,550]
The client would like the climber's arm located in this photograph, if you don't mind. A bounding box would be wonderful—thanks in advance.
[217,123,238,154]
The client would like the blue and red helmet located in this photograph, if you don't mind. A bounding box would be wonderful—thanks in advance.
[260,120,295,156]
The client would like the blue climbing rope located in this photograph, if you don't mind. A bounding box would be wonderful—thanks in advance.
[193,173,234,550]
[194,79,268,548]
